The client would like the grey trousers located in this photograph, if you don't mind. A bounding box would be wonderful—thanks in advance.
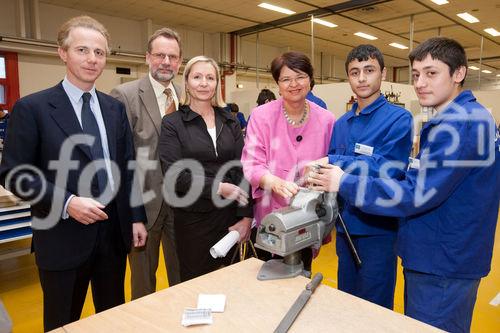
[128,203,181,300]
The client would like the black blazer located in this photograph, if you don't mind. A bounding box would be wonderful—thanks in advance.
[159,104,252,217]
[0,82,146,270]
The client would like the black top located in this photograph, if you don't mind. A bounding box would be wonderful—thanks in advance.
[159,104,252,217]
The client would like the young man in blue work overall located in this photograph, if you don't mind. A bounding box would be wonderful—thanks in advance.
[311,44,413,309]
[307,37,499,333]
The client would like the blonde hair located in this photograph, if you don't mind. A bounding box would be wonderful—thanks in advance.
[180,56,226,108]
[57,16,110,53]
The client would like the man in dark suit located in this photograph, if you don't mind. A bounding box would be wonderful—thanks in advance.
[110,27,182,298]
[0,16,147,331]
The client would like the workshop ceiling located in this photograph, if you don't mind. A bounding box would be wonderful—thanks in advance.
[40,0,500,76]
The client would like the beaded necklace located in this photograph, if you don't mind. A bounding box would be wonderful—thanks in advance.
[283,102,309,126]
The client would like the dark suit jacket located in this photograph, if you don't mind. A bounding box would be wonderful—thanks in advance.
[0,82,146,271]
[110,77,181,229]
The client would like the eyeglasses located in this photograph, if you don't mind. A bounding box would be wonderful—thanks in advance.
[278,74,309,86]
[150,53,181,63]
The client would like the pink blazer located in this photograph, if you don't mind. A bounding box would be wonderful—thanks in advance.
[242,98,335,225]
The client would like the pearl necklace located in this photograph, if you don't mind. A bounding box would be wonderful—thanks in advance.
[283,102,309,126]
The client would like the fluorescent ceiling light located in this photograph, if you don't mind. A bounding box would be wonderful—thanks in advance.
[468,66,479,70]
[389,42,408,49]
[484,28,500,37]
[312,18,337,28]
[481,70,492,74]
[497,74,500,77]
[258,3,295,15]
[430,0,449,5]
[354,32,377,40]
[457,12,479,23]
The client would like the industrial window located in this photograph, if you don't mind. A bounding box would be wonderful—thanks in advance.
[0,56,5,79]
[0,85,4,105]
[0,56,6,105]
[0,52,20,113]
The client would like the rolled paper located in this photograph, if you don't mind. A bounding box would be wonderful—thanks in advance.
[210,230,240,258]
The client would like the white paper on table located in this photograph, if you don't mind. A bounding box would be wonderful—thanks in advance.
[197,294,226,312]
[181,308,212,326]
[209,230,240,258]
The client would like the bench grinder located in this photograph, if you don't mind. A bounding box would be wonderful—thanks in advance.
[255,188,338,280]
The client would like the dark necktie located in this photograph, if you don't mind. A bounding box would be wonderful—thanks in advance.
[81,92,108,196]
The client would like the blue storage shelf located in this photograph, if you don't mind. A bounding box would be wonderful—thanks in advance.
[0,203,32,249]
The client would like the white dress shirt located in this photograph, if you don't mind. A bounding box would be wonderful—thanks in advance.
[61,77,115,217]
[148,72,179,115]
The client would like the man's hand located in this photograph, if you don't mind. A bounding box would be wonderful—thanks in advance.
[217,182,249,205]
[307,165,345,192]
[67,196,108,225]
[228,217,252,242]
[132,222,148,247]
[303,157,329,180]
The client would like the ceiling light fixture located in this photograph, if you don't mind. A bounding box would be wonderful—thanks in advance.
[258,3,295,15]
[312,18,337,28]
[456,12,479,23]
[468,66,479,70]
[481,70,492,74]
[484,28,500,37]
[430,0,449,5]
[496,74,500,77]
[354,32,377,40]
[389,42,408,49]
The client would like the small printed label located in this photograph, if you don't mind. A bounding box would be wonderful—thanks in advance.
[295,231,311,243]
[181,308,213,327]
[408,157,420,170]
[354,143,374,156]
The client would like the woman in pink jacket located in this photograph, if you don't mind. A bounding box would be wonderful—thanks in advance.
[241,51,335,269]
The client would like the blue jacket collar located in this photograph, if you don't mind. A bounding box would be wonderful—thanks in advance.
[346,93,386,120]
[425,90,475,126]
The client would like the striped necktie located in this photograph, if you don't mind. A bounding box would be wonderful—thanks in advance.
[163,88,176,115]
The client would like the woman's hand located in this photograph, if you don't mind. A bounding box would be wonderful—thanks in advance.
[272,177,299,198]
[229,217,252,242]
[217,182,249,205]
[306,164,345,192]
[261,174,299,198]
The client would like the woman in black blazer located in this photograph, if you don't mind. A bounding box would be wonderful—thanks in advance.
[159,56,252,281]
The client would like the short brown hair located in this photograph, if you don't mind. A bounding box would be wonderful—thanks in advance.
[57,16,110,52]
[409,37,467,86]
[271,51,314,89]
[147,27,182,56]
[180,56,225,108]
[345,44,385,73]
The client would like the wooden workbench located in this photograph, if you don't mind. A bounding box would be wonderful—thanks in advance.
[57,258,442,332]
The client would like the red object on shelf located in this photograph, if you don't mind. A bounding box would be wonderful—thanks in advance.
[0,52,20,114]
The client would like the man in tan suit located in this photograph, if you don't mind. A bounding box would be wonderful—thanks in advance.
[110,28,182,299]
